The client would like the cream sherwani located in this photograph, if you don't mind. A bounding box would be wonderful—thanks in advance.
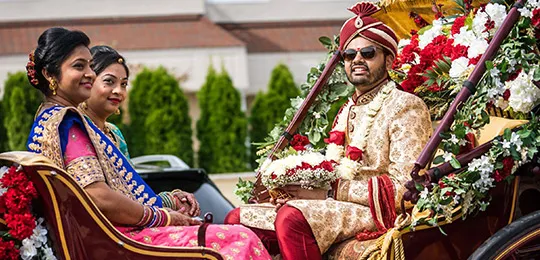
[240,85,432,253]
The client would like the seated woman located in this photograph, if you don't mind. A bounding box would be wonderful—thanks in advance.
[82,45,198,216]
[25,27,271,260]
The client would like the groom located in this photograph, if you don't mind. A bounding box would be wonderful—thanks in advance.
[225,2,432,259]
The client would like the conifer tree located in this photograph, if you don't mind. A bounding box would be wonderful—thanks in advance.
[2,72,42,151]
[249,64,299,168]
[203,69,248,173]
[196,65,217,169]
[128,67,193,166]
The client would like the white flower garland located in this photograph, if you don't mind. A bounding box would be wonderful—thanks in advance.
[327,81,396,180]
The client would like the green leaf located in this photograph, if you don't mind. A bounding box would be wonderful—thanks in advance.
[450,157,461,169]
[415,182,425,192]
[319,36,332,47]
[433,155,445,165]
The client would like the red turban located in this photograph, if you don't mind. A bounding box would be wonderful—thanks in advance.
[339,2,398,57]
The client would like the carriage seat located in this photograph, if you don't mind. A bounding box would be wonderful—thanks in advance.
[0,151,224,260]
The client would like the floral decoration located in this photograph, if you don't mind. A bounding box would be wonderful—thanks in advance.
[396,0,540,230]
[0,166,56,260]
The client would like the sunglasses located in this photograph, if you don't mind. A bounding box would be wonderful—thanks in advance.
[341,46,380,62]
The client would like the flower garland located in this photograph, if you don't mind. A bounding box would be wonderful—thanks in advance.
[413,119,540,228]
[325,80,396,180]
[0,166,57,260]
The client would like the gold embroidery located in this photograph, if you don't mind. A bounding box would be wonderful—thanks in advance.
[253,247,262,256]
[212,242,221,250]
[66,156,105,188]
[216,232,225,239]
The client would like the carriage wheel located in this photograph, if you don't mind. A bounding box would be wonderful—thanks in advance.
[469,210,540,260]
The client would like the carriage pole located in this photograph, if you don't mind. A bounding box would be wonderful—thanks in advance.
[409,0,526,185]
[251,51,343,202]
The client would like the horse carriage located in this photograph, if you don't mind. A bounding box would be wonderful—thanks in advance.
[1,0,540,259]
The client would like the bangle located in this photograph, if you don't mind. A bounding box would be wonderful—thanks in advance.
[159,192,175,209]
[161,208,171,226]
[147,207,159,227]
[135,206,151,227]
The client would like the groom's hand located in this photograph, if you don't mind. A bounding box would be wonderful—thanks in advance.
[270,198,290,212]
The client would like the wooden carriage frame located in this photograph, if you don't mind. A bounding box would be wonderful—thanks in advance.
[0,151,224,260]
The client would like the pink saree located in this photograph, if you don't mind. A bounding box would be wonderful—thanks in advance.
[64,125,271,260]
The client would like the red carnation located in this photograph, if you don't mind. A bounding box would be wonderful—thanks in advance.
[0,240,20,260]
[291,134,310,151]
[3,188,33,214]
[320,161,334,172]
[324,131,345,145]
[346,146,363,161]
[469,55,481,65]
[5,213,36,240]
[1,166,28,188]
[451,44,469,60]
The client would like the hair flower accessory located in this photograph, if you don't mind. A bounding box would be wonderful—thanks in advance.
[26,50,39,86]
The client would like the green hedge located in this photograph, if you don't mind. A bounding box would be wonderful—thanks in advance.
[249,64,299,168]
[128,67,193,166]
[198,68,247,173]
[2,72,42,151]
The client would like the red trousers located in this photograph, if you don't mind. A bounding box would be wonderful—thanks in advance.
[224,205,322,260]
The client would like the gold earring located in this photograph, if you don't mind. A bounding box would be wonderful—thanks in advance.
[49,79,58,96]
[80,101,88,110]
[115,108,121,115]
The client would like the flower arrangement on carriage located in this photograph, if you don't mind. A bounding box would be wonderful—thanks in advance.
[0,166,56,260]
[391,0,540,230]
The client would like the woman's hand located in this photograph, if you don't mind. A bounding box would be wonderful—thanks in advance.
[169,211,202,226]
[172,190,201,217]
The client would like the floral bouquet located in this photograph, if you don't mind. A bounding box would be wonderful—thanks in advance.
[259,134,339,200]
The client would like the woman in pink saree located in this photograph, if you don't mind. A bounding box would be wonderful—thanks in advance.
[26,27,271,260]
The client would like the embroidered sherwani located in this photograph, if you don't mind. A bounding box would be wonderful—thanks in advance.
[239,85,432,253]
